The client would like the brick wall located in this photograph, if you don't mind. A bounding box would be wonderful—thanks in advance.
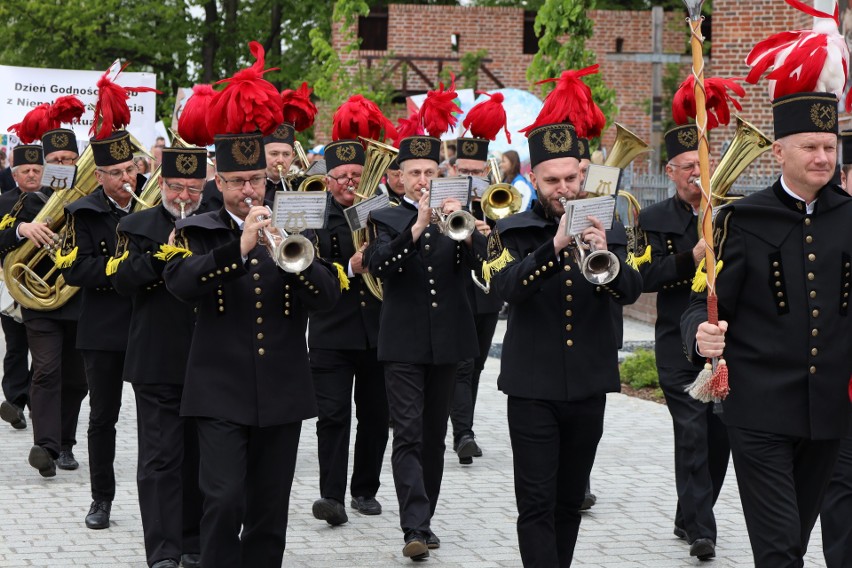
[624,292,658,325]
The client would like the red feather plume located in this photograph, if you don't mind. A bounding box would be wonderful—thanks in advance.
[393,112,424,148]
[520,64,605,139]
[207,41,284,137]
[280,82,318,132]
[418,74,462,138]
[331,95,398,143]
[9,96,85,144]
[463,91,511,143]
[90,63,161,140]
[177,84,216,147]
[672,76,745,130]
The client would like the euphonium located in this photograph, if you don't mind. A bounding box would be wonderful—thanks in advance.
[558,197,620,285]
[352,137,399,300]
[604,123,652,170]
[3,132,149,310]
[481,157,522,220]
[709,115,772,207]
[245,198,314,273]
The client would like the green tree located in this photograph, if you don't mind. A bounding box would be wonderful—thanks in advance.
[527,0,618,138]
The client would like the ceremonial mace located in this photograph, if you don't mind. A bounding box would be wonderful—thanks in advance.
[683,0,729,401]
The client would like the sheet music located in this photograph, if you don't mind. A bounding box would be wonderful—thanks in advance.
[429,177,471,208]
[470,176,490,199]
[344,193,390,232]
[271,192,329,231]
[581,164,621,196]
[564,195,616,235]
[40,164,77,191]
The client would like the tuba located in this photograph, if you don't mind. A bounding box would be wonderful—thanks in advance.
[4,133,149,310]
[604,123,652,170]
[353,137,399,300]
[481,157,522,220]
[709,115,772,207]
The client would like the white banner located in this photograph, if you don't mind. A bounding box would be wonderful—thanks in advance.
[0,63,158,152]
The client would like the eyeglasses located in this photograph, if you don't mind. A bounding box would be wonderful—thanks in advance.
[164,181,204,195]
[670,161,699,173]
[218,174,266,191]
[457,168,486,177]
[46,157,76,165]
[329,174,361,185]
[97,164,138,179]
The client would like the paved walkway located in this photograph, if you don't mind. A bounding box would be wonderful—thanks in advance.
[0,319,829,567]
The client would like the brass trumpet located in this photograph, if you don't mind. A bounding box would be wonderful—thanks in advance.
[481,157,522,220]
[245,197,314,273]
[558,197,620,285]
[432,208,477,241]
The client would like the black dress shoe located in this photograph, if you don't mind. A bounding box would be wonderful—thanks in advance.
[459,455,473,465]
[673,525,688,540]
[580,492,597,510]
[351,495,382,515]
[56,449,79,470]
[425,530,441,549]
[402,532,429,560]
[85,500,112,530]
[151,560,179,568]
[28,445,56,478]
[180,553,201,568]
[0,400,26,429]
[312,498,348,526]
[456,435,480,459]
[690,538,716,560]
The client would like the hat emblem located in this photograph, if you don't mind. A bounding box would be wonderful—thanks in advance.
[409,138,432,158]
[335,145,356,162]
[461,141,478,157]
[810,103,837,131]
[109,139,131,161]
[232,139,261,166]
[175,154,198,175]
[24,149,39,163]
[52,133,70,149]
[677,128,697,148]
[542,128,572,153]
[578,139,586,157]
[274,124,291,139]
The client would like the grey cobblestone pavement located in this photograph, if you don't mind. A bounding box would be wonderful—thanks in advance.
[0,318,828,567]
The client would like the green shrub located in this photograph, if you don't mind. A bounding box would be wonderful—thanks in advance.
[620,349,659,389]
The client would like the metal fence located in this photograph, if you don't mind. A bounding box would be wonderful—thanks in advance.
[620,168,778,208]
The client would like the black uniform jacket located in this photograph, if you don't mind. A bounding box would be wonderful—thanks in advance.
[110,205,195,385]
[61,180,144,351]
[682,182,852,439]
[309,198,380,350]
[364,200,483,365]
[163,207,340,427]
[491,201,642,402]
[639,194,703,370]
[0,187,82,322]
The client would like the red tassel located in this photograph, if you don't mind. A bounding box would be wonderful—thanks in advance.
[672,76,745,130]
[463,91,511,143]
[178,84,216,147]
[48,96,85,125]
[418,74,462,138]
[520,65,606,139]
[207,41,284,137]
[280,82,318,132]
[8,95,86,143]
[709,358,730,400]
[331,95,398,142]
[90,63,161,140]
[393,112,425,147]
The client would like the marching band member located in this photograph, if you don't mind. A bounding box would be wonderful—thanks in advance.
[484,119,641,566]
[309,136,388,526]
[108,147,207,568]
[264,122,296,191]
[162,41,339,567]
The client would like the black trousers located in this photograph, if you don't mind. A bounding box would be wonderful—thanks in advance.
[659,365,730,542]
[384,361,456,535]
[310,347,388,503]
[196,418,301,568]
[822,433,852,568]
[1,313,31,409]
[134,384,202,567]
[450,312,498,443]
[727,425,840,568]
[26,318,87,457]
[508,395,606,568]
[81,349,125,502]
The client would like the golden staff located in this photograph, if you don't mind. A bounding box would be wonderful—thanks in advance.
[683,0,729,401]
